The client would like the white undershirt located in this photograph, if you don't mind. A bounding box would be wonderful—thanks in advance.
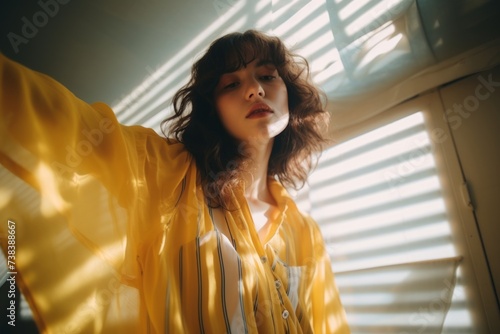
[246,199,275,233]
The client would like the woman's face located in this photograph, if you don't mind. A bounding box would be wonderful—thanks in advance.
[214,59,290,145]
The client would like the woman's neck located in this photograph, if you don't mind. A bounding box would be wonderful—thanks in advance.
[240,139,278,236]
[242,139,274,205]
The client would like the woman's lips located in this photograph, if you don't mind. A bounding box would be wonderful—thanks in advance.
[246,103,273,118]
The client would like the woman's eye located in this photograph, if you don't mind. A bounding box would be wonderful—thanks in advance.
[260,75,276,81]
[223,82,239,90]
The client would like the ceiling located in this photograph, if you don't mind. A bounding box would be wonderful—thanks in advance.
[1,0,249,105]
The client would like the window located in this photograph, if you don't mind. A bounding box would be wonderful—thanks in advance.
[300,106,484,333]
[311,113,456,271]
[310,112,468,333]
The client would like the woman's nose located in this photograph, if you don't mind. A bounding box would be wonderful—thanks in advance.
[246,79,265,99]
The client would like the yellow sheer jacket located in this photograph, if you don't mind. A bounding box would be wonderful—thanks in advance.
[0,54,349,333]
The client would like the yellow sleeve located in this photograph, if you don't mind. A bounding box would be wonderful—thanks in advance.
[0,53,130,189]
[0,53,190,333]
[307,216,351,334]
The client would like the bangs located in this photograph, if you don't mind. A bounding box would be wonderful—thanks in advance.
[207,31,287,76]
[222,36,277,72]
[192,30,289,96]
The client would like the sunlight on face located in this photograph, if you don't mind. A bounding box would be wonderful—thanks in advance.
[214,59,290,146]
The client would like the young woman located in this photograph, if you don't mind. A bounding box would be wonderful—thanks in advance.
[0,30,349,333]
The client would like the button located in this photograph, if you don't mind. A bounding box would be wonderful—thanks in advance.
[282,309,289,319]
[260,256,267,263]
[275,280,282,289]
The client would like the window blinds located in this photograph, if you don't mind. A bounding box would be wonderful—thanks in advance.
[306,112,473,333]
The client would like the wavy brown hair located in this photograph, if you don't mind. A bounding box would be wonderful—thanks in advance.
[161,30,329,208]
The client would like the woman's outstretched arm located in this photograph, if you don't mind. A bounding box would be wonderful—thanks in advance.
[0,53,130,188]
